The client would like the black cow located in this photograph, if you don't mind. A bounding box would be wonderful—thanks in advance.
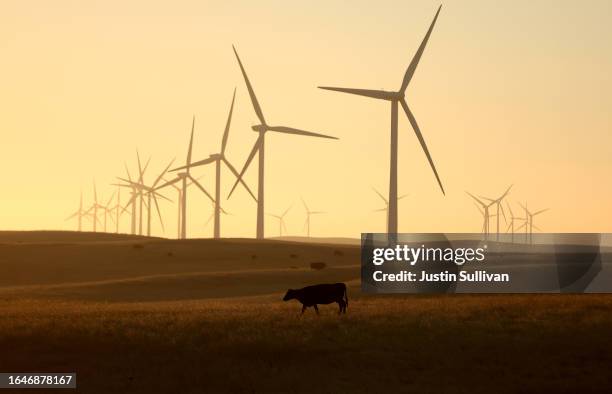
[283,283,348,315]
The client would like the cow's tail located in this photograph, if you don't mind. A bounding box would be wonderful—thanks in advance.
[344,284,348,309]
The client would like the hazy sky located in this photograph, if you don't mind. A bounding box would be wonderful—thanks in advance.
[1,0,611,238]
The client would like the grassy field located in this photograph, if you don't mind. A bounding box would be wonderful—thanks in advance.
[1,232,611,393]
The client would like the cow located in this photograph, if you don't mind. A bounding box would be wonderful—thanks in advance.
[283,283,348,315]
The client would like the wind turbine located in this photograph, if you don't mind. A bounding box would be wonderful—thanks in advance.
[319,5,445,238]
[66,191,86,231]
[118,159,174,237]
[372,187,408,231]
[205,201,230,231]
[467,192,495,241]
[505,201,524,244]
[135,152,151,236]
[121,164,139,235]
[108,185,129,234]
[479,185,512,241]
[101,191,116,233]
[155,117,215,239]
[171,89,256,238]
[518,202,549,245]
[267,205,291,237]
[302,198,325,238]
[86,181,105,232]
[227,46,338,240]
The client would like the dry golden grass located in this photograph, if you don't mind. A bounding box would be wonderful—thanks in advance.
[1,233,612,393]
[2,293,612,393]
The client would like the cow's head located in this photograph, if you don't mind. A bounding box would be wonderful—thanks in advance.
[282,289,295,301]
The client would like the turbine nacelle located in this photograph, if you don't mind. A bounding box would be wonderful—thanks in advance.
[252,124,267,133]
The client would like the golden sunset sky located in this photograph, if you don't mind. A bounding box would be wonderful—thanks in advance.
[1,0,611,238]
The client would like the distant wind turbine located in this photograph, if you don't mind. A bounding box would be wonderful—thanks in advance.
[155,117,215,239]
[518,202,549,245]
[66,191,87,231]
[267,205,291,237]
[372,187,408,231]
[480,185,512,241]
[171,89,256,238]
[319,5,445,238]
[302,198,325,238]
[118,159,174,236]
[467,192,495,241]
[101,191,116,232]
[228,45,338,240]
[505,201,524,244]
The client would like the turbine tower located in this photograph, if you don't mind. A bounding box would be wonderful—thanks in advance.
[228,46,338,240]
[372,187,408,231]
[302,198,325,238]
[155,117,215,239]
[171,89,256,238]
[319,5,445,238]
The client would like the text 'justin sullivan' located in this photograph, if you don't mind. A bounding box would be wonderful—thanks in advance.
[373,270,510,283]
[370,244,510,283]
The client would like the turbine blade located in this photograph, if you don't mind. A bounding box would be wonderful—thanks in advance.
[400,5,442,93]
[172,156,216,172]
[500,202,507,224]
[65,211,79,221]
[506,201,514,217]
[223,158,257,202]
[232,45,266,125]
[301,197,309,212]
[398,194,409,201]
[221,88,236,154]
[318,86,393,101]
[267,126,337,140]
[516,222,527,231]
[154,176,182,191]
[136,151,143,180]
[105,191,116,207]
[227,136,262,199]
[124,162,133,182]
[187,116,195,167]
[373,208,387,212]
[401,99,444,194]
[152,158,176,188]
[281,205,292,218]
[466,191,485,207]
[500,184,513,200]
[189,175,215,203]
[473,201,484,216]
[532,208,549,216]
[152,195,165,233]
[204,213,214,227]
[371,187,388,204]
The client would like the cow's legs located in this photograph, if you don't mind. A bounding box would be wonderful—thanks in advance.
[301,305,306,315]
[337,301,343,315]
[313,304,319,315]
